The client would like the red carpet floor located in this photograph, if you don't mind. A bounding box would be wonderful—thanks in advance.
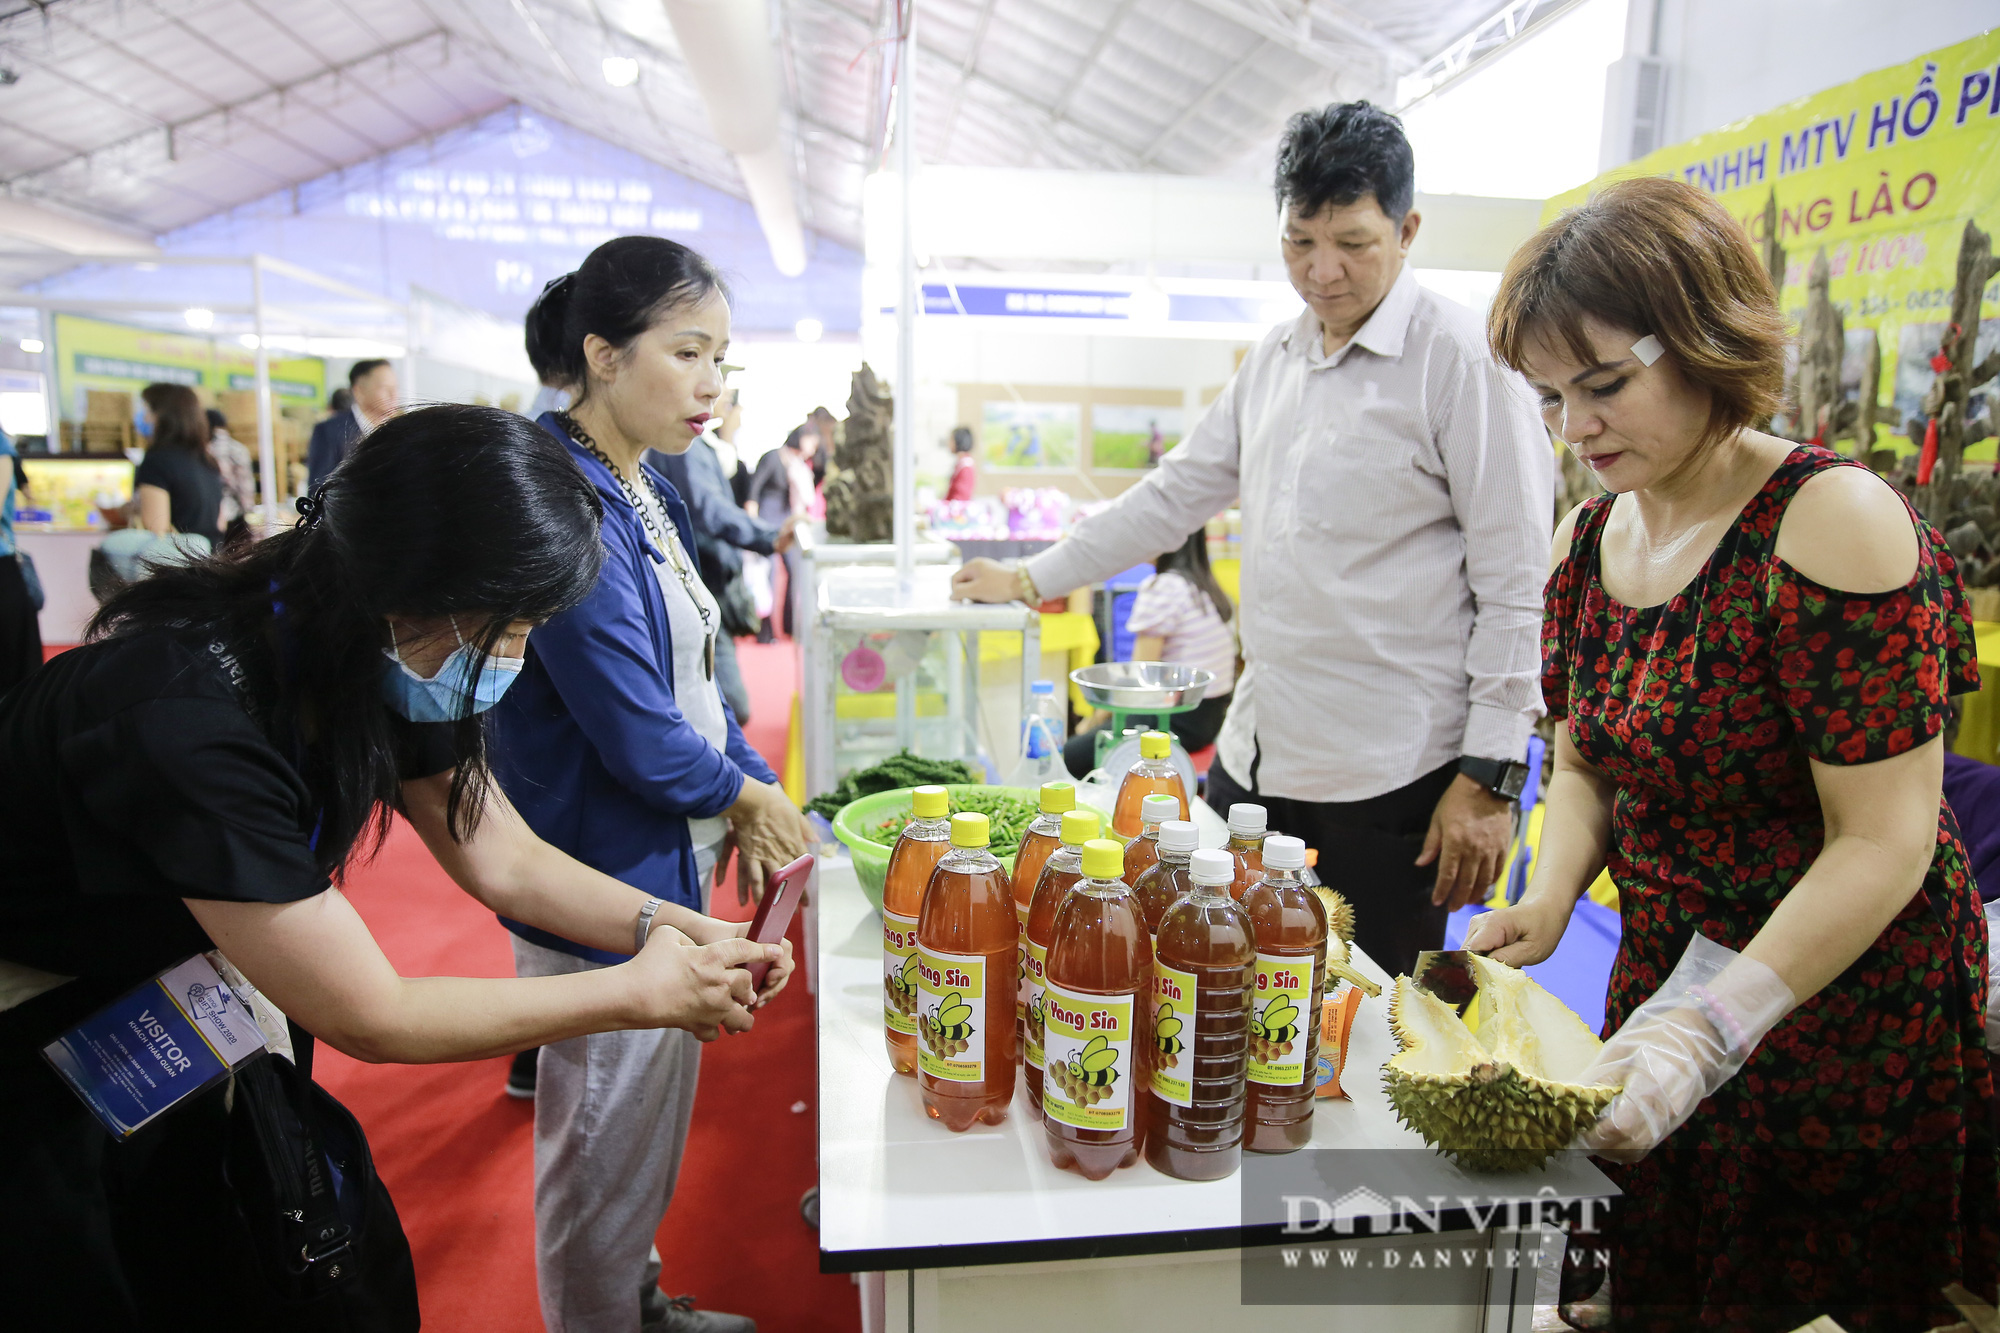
[319,636,859,1332]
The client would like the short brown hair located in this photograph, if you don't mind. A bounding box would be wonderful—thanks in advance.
[1487,176,1787,448]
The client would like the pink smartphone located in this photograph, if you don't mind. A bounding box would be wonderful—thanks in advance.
[742,853,812,994]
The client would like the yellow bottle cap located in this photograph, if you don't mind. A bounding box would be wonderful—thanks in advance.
[911,785,949,819]
[1038,781,1076,814]
[1081,838,1124,879]
[1139,731,1170,760]
[1060,810,1101,846]
[949,811,990,848]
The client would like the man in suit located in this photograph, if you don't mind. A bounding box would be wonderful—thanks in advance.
[306,359,398,489]
[646,393,793,723]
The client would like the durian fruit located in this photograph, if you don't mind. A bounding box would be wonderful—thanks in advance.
[1312,885,1356,946]
[1325,931,1381,999]
[1381,954,1617,1172]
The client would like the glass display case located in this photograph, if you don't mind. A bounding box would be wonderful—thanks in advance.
[16,456,134,531]
[804,564,1040,801]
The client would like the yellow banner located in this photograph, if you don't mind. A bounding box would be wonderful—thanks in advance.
[53,313,326,420]
[1547,28,2000,454]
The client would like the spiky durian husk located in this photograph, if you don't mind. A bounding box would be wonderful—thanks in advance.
[1312,886,1356,946]
[1381,972,1618,1173]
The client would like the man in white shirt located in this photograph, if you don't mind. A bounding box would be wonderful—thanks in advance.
[954,102,1553,975]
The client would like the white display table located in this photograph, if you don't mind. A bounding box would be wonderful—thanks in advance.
[814,795,1618,1333]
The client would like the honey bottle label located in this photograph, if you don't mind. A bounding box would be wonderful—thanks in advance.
[1022,939,1048,1071]
[1041,982,1135,1131]
[882,910,920,1038]
[1015,930,1030,1037]
[1247,952,1314,1087]
[1148,959,1197,1107]
[916,949,986,1083]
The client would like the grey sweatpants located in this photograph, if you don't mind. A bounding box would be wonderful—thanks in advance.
[511,852,718,1333]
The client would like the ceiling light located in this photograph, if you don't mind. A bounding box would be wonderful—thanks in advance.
[19,338,43,354]
[239,334,261,349]
[183,307,214,330]
[795,317,823,343]
[602,56,639,87]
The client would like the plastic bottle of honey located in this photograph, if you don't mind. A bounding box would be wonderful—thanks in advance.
[1224,803,1268,899]
[1021,809,1099,1111]
[1123,794,1180,885]
[916,812,1019,1131]
[1042,838,1153,1180]
[1240,835,1328,1154]
[1130,818,1197,941]
[1112,732,1187,838]
[1011,782,1075,1060]
[1141,848,1256,1181]
[1011,782,1074,928]
[883,784,953,1076]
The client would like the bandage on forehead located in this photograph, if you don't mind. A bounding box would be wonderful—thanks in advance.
[1631,334,1665,366]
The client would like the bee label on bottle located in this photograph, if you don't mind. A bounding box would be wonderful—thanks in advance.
[882,910,920,1038]
[916,948,986,1083]
[1040,981,1135,1131]
[1246,952,1315,1087]
[1022,939,1048,1071]
[1148,959,1197,1107]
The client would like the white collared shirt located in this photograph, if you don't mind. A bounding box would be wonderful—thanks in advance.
[352,403,375,437]
[1028,265,1554,803]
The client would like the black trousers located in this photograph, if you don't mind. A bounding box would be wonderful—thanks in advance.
[0,554,41,696]
[1207,755,1459,978]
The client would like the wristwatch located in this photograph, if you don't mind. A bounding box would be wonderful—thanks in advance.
[1459,755,1530,802]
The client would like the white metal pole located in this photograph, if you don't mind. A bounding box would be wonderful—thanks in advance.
[251,256,278,528]
[38,309,59,450]
[893,1,917,582]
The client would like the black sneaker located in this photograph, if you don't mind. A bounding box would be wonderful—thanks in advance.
[643,1294,756,1333]
[504,1047,538,1100]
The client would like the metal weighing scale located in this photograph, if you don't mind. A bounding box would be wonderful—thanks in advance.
[1068,661,1215,787]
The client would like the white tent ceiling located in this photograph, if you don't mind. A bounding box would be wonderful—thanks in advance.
[0,0,1535,280]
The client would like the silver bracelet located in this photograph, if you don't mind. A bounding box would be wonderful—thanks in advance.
[634,897,664,955]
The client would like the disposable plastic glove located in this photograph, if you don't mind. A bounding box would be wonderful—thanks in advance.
[1985,902,2000,1054]
[1575,933,1796,1163]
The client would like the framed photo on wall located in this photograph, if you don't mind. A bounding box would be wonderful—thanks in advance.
[1090,403,1185,471]
[980,400,1080,470]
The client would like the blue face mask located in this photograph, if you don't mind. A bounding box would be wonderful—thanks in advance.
[380,622,525,723]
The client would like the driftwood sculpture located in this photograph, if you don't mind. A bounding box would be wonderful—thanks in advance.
[1913,218,2000,524]
[1758,189,1787,303]
[1793,248,1844,446]
[822,363,896,543]
[1863,219,2000,603]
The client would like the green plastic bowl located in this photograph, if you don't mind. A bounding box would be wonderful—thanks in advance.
[830,784,1111,915]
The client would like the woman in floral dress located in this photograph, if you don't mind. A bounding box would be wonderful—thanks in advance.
[1471,176,1998,1330]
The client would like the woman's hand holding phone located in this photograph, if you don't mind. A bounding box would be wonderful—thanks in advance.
[625,925,776,1040]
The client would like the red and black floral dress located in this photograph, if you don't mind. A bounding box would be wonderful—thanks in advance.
[1543,446,1999,1331]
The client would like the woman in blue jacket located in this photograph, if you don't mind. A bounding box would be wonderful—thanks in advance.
[489,238,812,1333]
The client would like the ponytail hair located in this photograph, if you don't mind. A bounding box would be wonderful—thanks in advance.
[90,404,605,870]
[1155,528,1232,625]
[524,236,729,399]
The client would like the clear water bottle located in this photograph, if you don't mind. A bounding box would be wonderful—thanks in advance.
[1009,680,1065,788]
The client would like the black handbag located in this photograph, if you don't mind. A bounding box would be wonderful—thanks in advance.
[716,571,761,639]
[219,1029,419,1330]
[14,551,41,612]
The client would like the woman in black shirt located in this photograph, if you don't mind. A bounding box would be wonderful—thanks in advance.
[135,382,224,547]
[0,405,788,1326]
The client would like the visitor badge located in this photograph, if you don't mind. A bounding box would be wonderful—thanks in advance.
[43,955,269,1140]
